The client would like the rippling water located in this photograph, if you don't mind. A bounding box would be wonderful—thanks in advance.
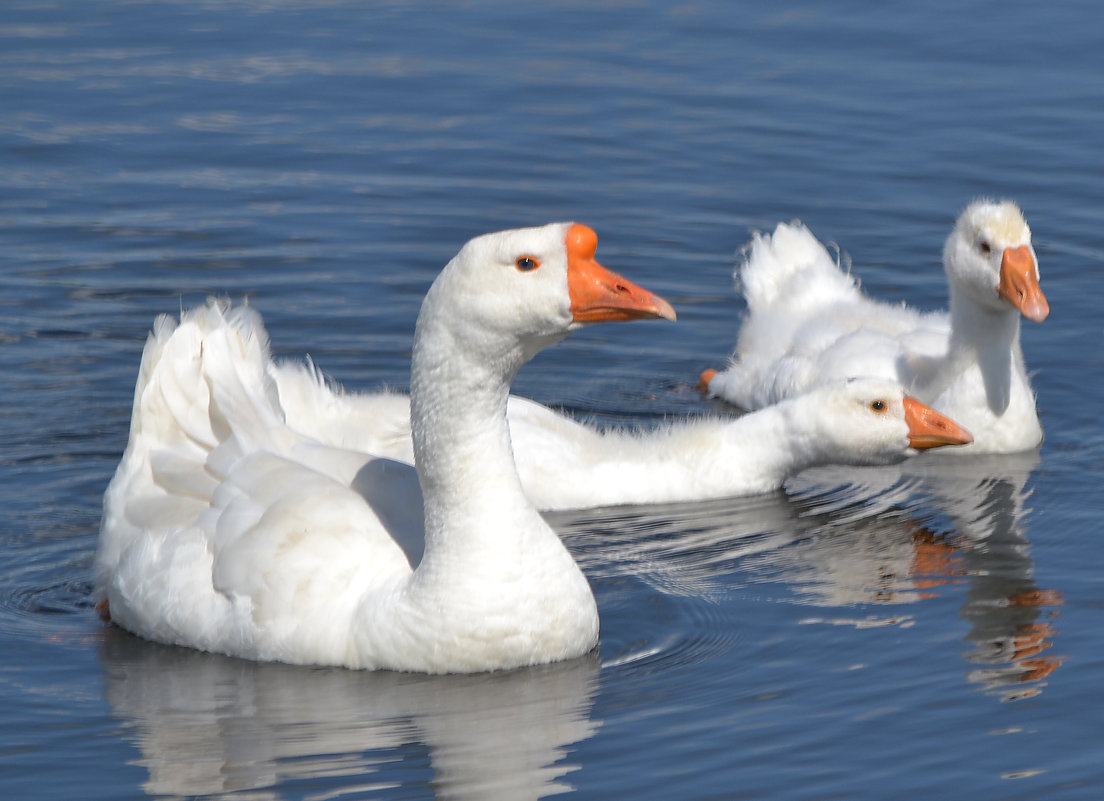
[3,1,1102,799]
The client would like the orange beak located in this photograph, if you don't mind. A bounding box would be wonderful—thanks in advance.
[566,225,677,324]
[902,396,973,450]
[697,368,719,393]
[997,245,1049,322]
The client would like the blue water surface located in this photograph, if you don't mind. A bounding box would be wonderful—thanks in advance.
[2,1,1102,799]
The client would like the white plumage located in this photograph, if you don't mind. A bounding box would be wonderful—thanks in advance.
[273,371,971,512]
[701,199,1048,454]
[95,222,675,673]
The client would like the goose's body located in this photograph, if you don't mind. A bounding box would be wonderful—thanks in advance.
[272,364,970,512]
[95,223,675,673]
[700,200,1048,453]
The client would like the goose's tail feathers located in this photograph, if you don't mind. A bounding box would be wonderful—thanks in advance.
[737,221,858,314]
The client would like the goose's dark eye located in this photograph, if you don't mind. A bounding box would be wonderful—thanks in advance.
[515,256,540,272]
[979,240,992,255]
[869,399,887,414]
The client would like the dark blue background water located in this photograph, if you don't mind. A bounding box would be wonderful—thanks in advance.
[2,2,1102,799]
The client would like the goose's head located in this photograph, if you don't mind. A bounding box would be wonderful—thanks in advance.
[417,222,676,371]
[801,379,974,466]
[942,199,1049,322]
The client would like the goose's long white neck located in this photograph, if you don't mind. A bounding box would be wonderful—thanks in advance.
[941,286,1022,412]
[397,283,597,671]
[646,402,826,501]
[410,315,530,531]
[527,400,828,511]
[719,400,827,490]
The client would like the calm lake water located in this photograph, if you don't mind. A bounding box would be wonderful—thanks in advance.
[2,1,1103,799]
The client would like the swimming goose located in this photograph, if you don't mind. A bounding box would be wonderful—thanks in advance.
[496,380,971,510]
[272,369,971,511]
[94,223,676,673]
[699,199,1047,453]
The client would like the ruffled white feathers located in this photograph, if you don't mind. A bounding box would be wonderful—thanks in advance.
[702,200,1046,453]
[96,223,674,673]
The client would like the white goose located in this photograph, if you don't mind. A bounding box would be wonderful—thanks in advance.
[490,382,970,509]
[273,373,972,512]
[94,223,676,673]
[699,199,1048,453]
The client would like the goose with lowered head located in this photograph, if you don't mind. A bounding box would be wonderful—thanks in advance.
[490,379,971,510]
[273,372,971,512]
[699,199,1047,453]
[94,223,675,673]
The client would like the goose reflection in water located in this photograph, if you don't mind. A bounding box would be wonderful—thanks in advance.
[99,631,600,801]
[552,449,1063,702]
[910,451,1065,700]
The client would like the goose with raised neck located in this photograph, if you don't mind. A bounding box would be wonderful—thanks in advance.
[94,222,675,673]
[699,199,1047,453]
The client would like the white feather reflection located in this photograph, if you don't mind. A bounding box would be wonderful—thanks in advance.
[552,449,1063,701]
[99,633,600,800]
